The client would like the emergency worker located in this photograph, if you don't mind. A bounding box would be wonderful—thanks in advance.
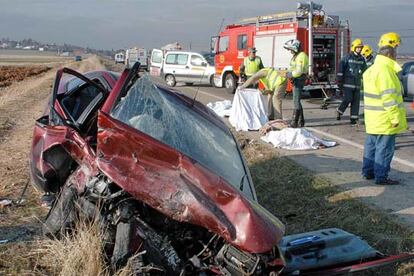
[284,39,309,128]
[239,47,264,85]
[362,45,375,67]
[336,39,367,124]
[362,32,407,185]
[240,68,287,120]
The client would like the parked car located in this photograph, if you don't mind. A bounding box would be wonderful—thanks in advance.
[30,63,414,274]
[74,55,82,62]
[150,49,215,87]
[401,61,414,97]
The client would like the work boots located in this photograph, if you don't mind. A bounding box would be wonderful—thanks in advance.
[298,109,305,127]
[289,109,301,128]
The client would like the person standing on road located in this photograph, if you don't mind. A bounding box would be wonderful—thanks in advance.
[336,39,367,124]
[362,45,375,67]
[239,68,287,120]
[284,39,309,128]
[362,32,407,185]
[239,47,264,86]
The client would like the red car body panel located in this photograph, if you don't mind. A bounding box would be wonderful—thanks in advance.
[96,111,285,253]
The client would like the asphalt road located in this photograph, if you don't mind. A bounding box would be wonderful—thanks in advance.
[153,76,414,227]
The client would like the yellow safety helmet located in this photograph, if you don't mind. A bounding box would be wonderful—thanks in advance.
[378,32,401,48]
[361,45,372,58]
[351,38,363,52]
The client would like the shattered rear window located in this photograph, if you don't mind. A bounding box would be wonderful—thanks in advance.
[110,75,253,200]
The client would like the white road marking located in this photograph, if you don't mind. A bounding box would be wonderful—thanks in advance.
[308,127,414,169]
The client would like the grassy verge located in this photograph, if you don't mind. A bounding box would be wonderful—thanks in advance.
[237,132,414,275]
[1,131,414,275]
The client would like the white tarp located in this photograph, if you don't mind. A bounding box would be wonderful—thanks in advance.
[206,100,232,117]
[229,88,268,131]
[261,128,336,150]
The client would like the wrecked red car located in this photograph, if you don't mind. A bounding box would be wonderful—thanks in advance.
[30,63,414,275]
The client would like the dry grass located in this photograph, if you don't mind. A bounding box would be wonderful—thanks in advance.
[237,131,414,275]
[36,218,108,275]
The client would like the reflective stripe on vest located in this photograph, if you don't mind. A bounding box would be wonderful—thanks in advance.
[362,55,407,135]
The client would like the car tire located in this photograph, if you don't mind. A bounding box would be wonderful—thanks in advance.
[165,74,176,87]
[209,75,215,87]
[185,82,193,86]
[224,73,236,94]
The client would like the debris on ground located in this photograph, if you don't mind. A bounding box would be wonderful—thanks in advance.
[261,128,336,150]
[0,199,13,208]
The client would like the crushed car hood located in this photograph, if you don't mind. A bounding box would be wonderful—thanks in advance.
[96,76,285,253]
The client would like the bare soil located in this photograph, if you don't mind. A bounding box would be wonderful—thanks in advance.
[0,65,51,88]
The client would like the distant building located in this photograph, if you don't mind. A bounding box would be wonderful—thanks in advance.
[38,47,44,52]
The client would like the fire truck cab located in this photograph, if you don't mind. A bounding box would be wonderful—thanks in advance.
[211,4,350,95]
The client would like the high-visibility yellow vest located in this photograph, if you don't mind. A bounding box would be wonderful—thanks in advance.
[244,56,262,77]
[259,68,286,92]
[362,55,407,135]
[289,52,309,78]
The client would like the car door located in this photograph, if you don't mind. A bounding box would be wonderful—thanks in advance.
[150,49,163,76]
[30,68,109,194]
[165,53,189,83]
[189,54,209,84]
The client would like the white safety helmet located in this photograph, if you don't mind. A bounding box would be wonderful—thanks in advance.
[284,39,301,53]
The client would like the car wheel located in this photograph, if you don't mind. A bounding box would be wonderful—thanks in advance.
[185,82,193,86]
[165,75,176,87]
[224,73,236,94]
[209,75,215,87]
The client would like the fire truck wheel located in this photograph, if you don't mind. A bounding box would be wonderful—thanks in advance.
[224,73,236,94]
[165,74,176,87]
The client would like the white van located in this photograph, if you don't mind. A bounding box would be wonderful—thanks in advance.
[126,48,148,70]
[150,49,215,87]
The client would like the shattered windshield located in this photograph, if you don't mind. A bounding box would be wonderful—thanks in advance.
[110,75,253,200]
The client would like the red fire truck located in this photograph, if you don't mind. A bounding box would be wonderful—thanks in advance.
[211,2,350,95]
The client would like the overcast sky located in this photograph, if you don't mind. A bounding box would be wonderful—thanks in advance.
[1,0,413,53]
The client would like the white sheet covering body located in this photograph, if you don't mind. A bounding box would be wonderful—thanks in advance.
[206,100,232,117]
[261,128,336,150]
[229,88,268,131]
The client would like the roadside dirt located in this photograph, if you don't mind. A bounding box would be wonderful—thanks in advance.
[0,56,105,242]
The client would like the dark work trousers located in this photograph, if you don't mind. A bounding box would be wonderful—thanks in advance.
[292,76,306,110]
[337,87,361,121]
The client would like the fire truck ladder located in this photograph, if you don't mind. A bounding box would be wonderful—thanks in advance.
[238,12,298,26]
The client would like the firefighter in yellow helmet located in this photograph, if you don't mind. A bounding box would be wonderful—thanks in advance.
[336,38,367,124]
[240,68,287,120]
[361,45,375,67]
[361,32,407,185]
